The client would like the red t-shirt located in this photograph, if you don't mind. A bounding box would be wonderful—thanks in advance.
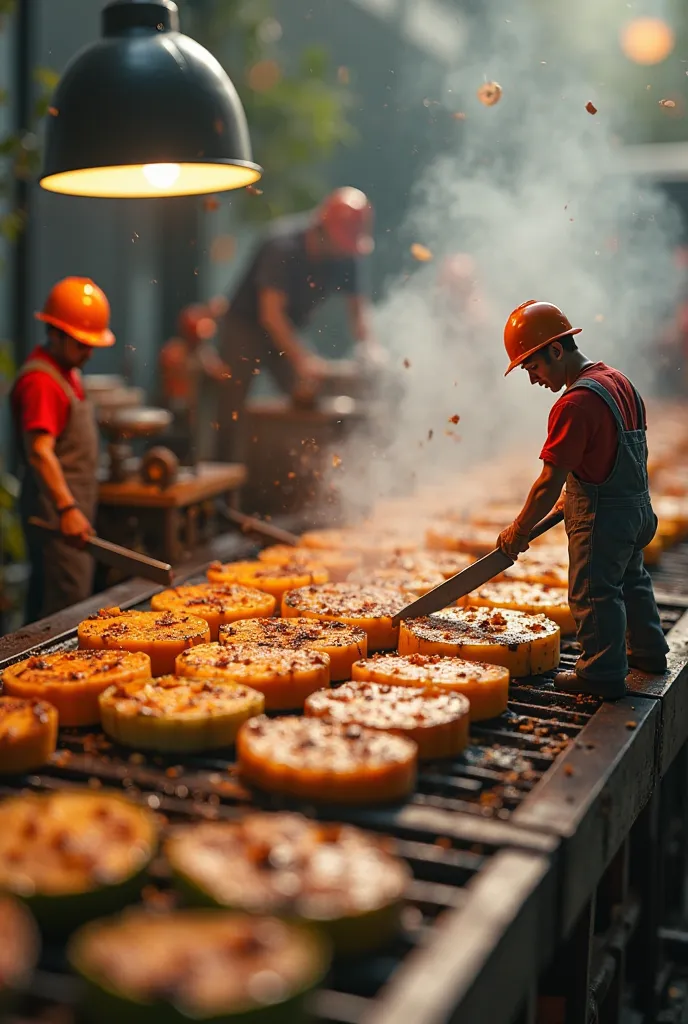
[540,362,646,484]
[11,346,86,438]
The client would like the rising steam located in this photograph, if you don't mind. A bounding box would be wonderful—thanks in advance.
[328,3,682,522]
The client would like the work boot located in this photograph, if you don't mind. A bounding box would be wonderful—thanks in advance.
[626,653,668,675]
[553,670,628,701]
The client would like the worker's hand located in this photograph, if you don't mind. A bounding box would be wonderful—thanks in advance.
[497,521,530,560]
[292,354,328,403]
[553,491,567,515]
[59,506,94,546]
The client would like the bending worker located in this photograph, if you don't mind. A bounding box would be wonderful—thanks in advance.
[497,299,668,700]
[215,186,378,460]
[11,277,115,622]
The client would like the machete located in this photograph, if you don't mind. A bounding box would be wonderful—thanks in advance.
[392,509,564,624]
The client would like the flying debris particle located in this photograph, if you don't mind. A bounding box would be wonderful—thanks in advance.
[585,101,597,115]
[411,243,433,262]
[246,185,263,196]
[659,98,676,108]
[477,82,502,107]
[131,232,139,242]
[427,429,434,441]
[449,414,460,425]
[594,314,605,323]
[337,66,350,85]
[287,472,296,479]
[232,411,239,421]
[332,454,342,468]
[252,368,261,375]
[452,112,467,121]
[625,720,637,730]
[48,106,59,117]
[203,196,220,212]
[422,98,440,108]
[403,358,411,369]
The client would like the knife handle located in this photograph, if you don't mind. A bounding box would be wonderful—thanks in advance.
[527,509,564,543]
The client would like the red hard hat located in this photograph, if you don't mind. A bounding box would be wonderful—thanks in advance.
[35,277,115,347]
[178,304,216,341]
[503,300,581,376]
[319,187,374,255]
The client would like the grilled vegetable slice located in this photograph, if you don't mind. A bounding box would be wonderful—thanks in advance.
[219,617,367,683]
[99,676,265,752]
[352,654,509,721]
[425,521,498,556]
[68,909,330,1024]
[167,813,409,955]
[78,607,210,677]
[175,643,330,711]
[151,583,275,641]
[1,649,151,726]
[460,581,575,634]
[0,697,58,774]
[0,895,39,1015]
[298,528,417,564]
[237,715,417,804]
[258,545,362,582]
[346,567,444,598]
[305,681,469,759]
[497,549,569,588]
[398,606,561,676]
[0,791,157,933]
[207,561,328,601]
[282,583,403,652]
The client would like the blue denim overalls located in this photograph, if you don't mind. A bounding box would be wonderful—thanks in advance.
[563,376,669,684]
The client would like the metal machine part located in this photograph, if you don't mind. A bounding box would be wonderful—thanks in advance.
[98,406,174,483]
[140,445,180,488]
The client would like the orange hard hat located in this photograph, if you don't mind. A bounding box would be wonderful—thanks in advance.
[503,300,581,376]
[319,187,374,256]
[178,304,216,342]
[35,277,115,347]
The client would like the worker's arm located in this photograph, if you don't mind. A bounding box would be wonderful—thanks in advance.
[197,343,232,382]
[497,461,569,558]
[258,288,327,380]
[346,295,369,343]
[23,430,93,541]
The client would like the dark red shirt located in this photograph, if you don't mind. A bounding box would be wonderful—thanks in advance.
[540,362,645,484]
[11,346,86,438]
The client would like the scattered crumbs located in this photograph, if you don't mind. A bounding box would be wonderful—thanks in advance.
[428,429,434,441]
[403,358,411,369]
[585,101,597,115]
[659,98,676,108]
[449,414,460,424]
[411,243,433,262]
[564,764,575,776]
[625,720,637,730]
[246,185,263,196]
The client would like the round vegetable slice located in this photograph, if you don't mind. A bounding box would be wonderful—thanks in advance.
[175,643,330,711]
[298,528,417,564]
[218,617,367,683]
[99,676,265,752]
[398,606,561,676]
[258,545,362,582]
[68,909,330,1024]
[0,697,58,774]
[167,813,409,954]
[0,791,157,933]
[305,681,470,759]
[0,895,39,1015]
[151,583,275,640]
[282,583,403,652]
[460,581,575,634]
[237,715,417,804]
[207,561,328,601]
[425,521,497,556]
[352,654,509,721]
[1,649,151,727]
[497,549,569,588]
[346,567,444,598]
[78,607,210,677]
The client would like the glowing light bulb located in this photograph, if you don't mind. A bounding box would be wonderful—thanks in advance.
[142,163,181,189]
[620,17,675,65]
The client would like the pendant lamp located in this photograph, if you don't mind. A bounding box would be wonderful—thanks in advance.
[40,0,262,198]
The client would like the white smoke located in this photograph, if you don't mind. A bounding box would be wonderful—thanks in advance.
[329,2,683,521]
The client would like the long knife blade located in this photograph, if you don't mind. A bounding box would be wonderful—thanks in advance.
[220,506,301,546]
[28,518,174,587]
[392,509,564,624]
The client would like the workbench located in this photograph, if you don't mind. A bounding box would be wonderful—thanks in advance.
[97,461,246,562]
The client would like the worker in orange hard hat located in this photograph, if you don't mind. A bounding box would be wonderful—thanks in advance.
[215,186,382,460]
[496,299,668,700]
[11,277,115,622]
[159,302,232,463]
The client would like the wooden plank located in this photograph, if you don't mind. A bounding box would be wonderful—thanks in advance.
[98,462,246,509]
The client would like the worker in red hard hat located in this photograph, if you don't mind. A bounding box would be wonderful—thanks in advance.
[159,303,231,463]
[11,277,115,622]
[215,187,379,460]
[497,299,668,700]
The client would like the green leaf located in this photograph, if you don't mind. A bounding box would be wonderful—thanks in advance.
[299,45,328,79]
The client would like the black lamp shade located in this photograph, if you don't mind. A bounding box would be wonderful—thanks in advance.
[40,0,262,198]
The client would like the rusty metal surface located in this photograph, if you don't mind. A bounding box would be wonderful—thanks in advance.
[513,694,659,936]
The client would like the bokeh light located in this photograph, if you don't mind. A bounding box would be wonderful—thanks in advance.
[620,17,675,65]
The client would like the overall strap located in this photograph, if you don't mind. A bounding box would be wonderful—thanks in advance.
[567,376,627,433]
[15,358,79,404]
